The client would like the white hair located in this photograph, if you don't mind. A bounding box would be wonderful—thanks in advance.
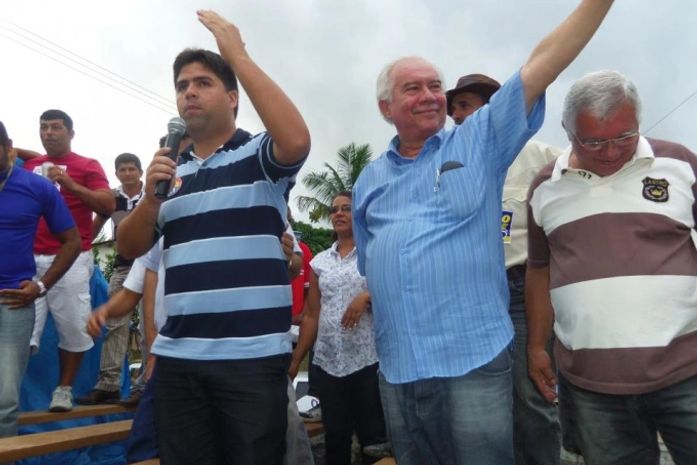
[562,70,642,134]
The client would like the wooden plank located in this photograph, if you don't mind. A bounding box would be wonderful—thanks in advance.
[374,458,396,465]
[130,460,160,465]
[0,419,132,462]
[19,404,135,425]
[304,421,324,438]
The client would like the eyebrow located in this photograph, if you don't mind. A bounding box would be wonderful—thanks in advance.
[401,79,442,89]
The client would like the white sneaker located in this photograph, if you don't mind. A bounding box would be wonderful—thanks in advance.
[49,386,73,412]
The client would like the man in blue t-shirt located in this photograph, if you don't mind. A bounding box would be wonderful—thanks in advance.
[0,120,80,438]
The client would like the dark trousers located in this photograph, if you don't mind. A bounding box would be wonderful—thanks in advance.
[126,374,158,463]
[154,354,289,465]
[315,363,387,465]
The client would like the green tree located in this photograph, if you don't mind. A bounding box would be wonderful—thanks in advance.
[292,221,333,256]
[296,142,372,222]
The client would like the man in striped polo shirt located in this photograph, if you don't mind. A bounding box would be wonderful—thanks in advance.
[527,70,697,465]
[117,10,310,465]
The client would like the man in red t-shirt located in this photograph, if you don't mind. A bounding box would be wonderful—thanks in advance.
[291,239,312,325]
[24,109,115,412]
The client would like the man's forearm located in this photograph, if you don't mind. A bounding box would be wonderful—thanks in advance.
[521,0,614,110]
[230,55,310,164]
[105,288,143,320]
[65,186,115,217]
[525,265,555,349]
[117,197,160,259]
[40,229,81,289]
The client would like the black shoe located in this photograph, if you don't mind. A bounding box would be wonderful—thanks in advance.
[75,388,120,405]
[118,390,142,407]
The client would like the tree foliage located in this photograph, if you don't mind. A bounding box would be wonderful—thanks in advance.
[297,142,372,222]
[292,221,333,256]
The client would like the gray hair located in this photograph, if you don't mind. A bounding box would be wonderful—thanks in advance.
[562,70,642,134]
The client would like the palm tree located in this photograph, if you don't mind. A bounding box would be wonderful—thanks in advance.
[297,142,372,222]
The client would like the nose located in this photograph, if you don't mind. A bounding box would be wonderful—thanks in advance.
[603,141,622,158]
[422,86,438,102]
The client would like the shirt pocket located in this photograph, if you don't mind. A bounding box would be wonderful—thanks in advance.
[437,165,486,221]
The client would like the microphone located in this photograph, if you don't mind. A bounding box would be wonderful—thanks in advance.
[155,117,187,199]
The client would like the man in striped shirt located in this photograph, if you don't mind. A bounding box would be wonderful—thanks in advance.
[527,70,697,465]
[117,10,310,465]
[352,1,615,463]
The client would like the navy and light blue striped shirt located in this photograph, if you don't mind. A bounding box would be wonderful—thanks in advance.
[151,129,304,361]
[353,72,545,383]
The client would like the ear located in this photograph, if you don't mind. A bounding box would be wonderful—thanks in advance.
[69,129,75,141]
[228,89,239,114]
[378,100,392,122]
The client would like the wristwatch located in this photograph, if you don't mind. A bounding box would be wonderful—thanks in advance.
[36,280,48,297]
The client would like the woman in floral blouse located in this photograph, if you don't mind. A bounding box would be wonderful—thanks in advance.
[290,191,387,465]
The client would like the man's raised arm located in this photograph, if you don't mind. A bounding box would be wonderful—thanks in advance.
[197,10,311,165]
[520,0,614,111]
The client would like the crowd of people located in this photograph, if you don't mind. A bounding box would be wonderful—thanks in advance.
[2,1,697,465]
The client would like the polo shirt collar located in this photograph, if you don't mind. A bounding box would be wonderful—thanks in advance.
[551,135,654,182]
[180,128,253,163]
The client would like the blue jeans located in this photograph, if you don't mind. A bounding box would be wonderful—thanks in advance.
[508,267,561,465]
[559,373,697,465]
[379,347,514,465]
[0,303,34,438]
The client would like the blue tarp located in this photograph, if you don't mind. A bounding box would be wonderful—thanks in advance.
[18,267,132,465]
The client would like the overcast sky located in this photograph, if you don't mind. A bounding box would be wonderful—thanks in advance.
[2,1,696,224]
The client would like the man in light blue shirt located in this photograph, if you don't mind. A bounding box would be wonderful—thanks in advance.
[353,2,616,463]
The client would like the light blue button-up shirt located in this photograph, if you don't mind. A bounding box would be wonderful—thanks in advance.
[353,71,545,383]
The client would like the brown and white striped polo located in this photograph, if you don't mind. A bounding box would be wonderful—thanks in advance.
[528,136,697,395]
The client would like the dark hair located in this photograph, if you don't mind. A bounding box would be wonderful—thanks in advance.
[333,190,352,201]
[114,153,142,171]
[40,109,73,131]
[173,48,239,116]
[0,121,9,147]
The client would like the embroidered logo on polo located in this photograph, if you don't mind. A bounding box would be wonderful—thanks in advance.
[501,210,513,244]
[642,177,669,202]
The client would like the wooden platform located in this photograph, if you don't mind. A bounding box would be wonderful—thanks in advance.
[18,404,135,425]
[0,419,132,462]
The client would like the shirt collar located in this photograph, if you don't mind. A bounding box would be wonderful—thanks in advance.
[116,183,145,210]
[551,135,655,182]
[180,128,253,164]
[329,241,357,258]
[386,128,445,164]
[116,183,144,201]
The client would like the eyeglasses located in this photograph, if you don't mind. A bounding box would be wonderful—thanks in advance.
[329,205,352,214]
[572,131,639,152]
